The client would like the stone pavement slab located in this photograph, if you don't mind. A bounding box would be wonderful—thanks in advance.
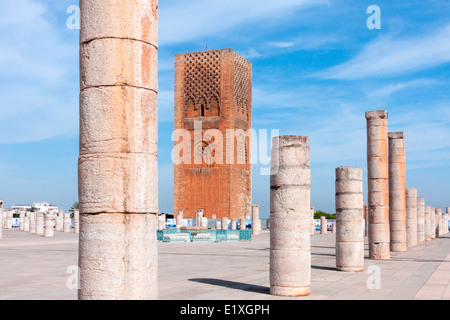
[1,228,449,300]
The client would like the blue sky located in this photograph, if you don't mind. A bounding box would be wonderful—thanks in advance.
[0,0,449,218]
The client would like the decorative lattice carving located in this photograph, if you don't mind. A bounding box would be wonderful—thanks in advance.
[184,50,221,110]
[234,55,250,116]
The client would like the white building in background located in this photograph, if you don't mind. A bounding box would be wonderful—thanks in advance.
[11,202,58,213]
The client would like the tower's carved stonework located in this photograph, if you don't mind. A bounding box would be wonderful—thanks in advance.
[174,49,252,220]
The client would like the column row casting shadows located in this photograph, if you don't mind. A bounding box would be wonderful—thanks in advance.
[75,0,448,300]
[268,111,449,297]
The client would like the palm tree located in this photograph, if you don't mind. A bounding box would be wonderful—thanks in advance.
[69,202,79,215]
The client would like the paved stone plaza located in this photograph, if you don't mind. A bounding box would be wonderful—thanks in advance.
[0,228,449,300]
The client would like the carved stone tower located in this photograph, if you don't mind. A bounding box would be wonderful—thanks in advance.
[174,49,252,220]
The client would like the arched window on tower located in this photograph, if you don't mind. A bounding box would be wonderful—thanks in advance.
[201,104,205,117]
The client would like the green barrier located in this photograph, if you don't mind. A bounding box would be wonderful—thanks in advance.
[157,229,252,243]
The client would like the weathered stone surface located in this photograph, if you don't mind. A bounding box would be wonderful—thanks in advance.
[79,0,159,300]
[406,188,417,248]
[388,132,407,252]
[425,206,432,241]
[366,110,390,260]
[270,135,310,296]
[416,197,425,244]
[335,167,364,272]
[78,213,158,300]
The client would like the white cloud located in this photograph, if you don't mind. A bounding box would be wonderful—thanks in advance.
[315,24,450,80]
[268,41,296,48]
[368,78,442,98]
[0,0,79,144]
[159,0,329,46]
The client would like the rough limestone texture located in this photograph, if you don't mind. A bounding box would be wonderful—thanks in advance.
[310,207,315,236]
[44,214,55,238]
[252,204,261,235]
[176,211,183,229]
[0,201,2,239]
[221,217,228,230]
[24,215,30,232]
[430,208,436,239]
[366,111,390,260]
[19,211,25,231]
[425,206,432,241]
[78,214,158,300]
[388,132,407,252]
[215,221,221,230]
[335,167,364,272]
[240,218,246,230]
[63,213,71,233]
[74,209,80,234]
[78,0,159,300]
[416,197,426,244]
[435,208,442,238]
[320,216,328,235]
[270,135,311,297]
[406,188,418,248]
[36,213,44,236]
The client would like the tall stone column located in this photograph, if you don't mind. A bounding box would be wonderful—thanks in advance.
[425,206,432,241]
[366,110,390,260]
[45,214,55,238]
[240,218,246,230]
[157,215,165,230]
[221,217,228,230]
[252,204,261,235]
[430,208,436,239]
[29,213,37,234]
[36,213,45,236]
[310,207,315,236]
[445,208,450,235]
[231,220,237,230]
[364,204,369,237]
[215,221,221,230]
[406,188,417,248]
[55,213,63,232]
[74,209,80,234]
[24,215,30,232]
[176,210,183,229]
[416,197,425,244]
[335,167,364,272]
[19,211,25,231]
[63,213,71,233]
[435,209,442,238]
[0,200,2,239]
[388,132,407,252]
[6,210,12,229]
[320,216,328,235]
[270,135,311,297]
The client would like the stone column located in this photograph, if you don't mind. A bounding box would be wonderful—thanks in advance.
[195,210,204,227]
[310,207,315,236]
[24,215,30,232]
[364,204,369,237]
[270,135,311,296]
[320,216,327,235]
[78,0,158,300]
[252,204,261,236]
[430,208,436,239]
[45,214,55,238]
[74,209,80,234]
[388,132,407,252]
[435,208,442,238]
[36,212,45,236]
[157,215,165,230]
[6,210,12,229]
[55,214,63,232]
[63,213,71,233]
[215,221,221,230]
[406,188,417,248]
[19,211,25,231]
[211,214,217,219]
[335,167,364,272]
[231,220,237,230]
[221,217,228,230]
[29,214,37,234]
[445,208,450,234]
[176,210,183,229]
[366,110,390,260]
[417,197,425,244]
[425,206,432,241]
[202,217,208,228]
[240,218,246,230]
[0,200,2,239]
